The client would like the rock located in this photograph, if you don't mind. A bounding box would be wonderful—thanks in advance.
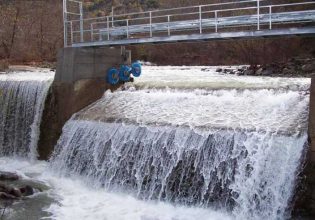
[20,185,34,197]
[0,60,9,72]
[302,63,315,72]
[262,69,274,76]
[223,69,233,74]
[10,188,22,198]
[0,183,20,199]
[0,182,34,200]
[216,68,222,73]
[0,192,17,200]
[244,69,254,75]
[282,67,294,75]
[237,71,244,76]
[0,171,19,181]
[256,68,264,75]
[201,68,211,72]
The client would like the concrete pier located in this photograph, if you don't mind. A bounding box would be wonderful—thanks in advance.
[308,78,315,164]
[294,78,315,217]
[38,46,130,159]
[304,78,315,216]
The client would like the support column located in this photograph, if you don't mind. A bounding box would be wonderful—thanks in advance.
[293,78,315,217]
[38,47,131,159]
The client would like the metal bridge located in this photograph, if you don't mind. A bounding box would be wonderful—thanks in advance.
[63,0,315,48]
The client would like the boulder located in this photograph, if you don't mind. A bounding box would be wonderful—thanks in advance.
[282,67,294,75]
[20,185,34,197]
[302,63,315,72]
[0,171,19,181]
[0,183,35,200]
[0,183,11,192]
[237,71,245,76]
[256,68,264,75]
[244,69,254,75]
[223,69,233,74]
[261,69,274,76]
[216,68,223,73]
[0,60,8,72]
[0,192,17,200]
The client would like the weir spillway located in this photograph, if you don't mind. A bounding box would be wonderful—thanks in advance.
[0,66,312,219]
[49,66,311,219]
[0,70,54,159]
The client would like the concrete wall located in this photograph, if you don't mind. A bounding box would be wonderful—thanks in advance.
[293,78,315,217]
[308,78,315,164]
[38,46,129,159]
[303,78,315,216]
[55,46,130,83]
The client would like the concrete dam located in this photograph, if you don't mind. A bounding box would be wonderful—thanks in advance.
[0,0,315,219]
[0,60,313,219]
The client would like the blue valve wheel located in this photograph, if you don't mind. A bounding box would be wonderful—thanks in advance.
[119,65,131,82]
[107,68,119,85]
[131,62,142,77]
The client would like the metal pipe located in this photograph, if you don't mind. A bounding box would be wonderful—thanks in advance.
[269,6,272,30]
[63,0,67,47]
[70,21,73,45]
[68,0,81,4]
[90,23,94,41]
[150,11,152,37]
[257,0,260,30]
[199,6,202,34]
[66,12,81,16]
[107,16,110,40]
[79,2,84,42]
[112,7,114,27]
[215,10,218,33]
[168,15,171,36]
[126,19,129,38]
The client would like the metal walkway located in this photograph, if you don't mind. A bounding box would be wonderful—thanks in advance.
[63,0,315,47]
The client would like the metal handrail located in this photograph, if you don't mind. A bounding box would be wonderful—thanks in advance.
[63,0,315,47]
[86,2,314,28]
[68,1,315,24]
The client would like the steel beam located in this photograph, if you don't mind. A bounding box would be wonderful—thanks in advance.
[72,27,315,47]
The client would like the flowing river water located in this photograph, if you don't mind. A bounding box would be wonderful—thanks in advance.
[0,66,311,220]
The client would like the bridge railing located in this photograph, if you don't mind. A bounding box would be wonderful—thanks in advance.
[63,0,315,47]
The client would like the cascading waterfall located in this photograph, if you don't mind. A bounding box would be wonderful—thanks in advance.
[0,71,53,159]
[50,66,310,220]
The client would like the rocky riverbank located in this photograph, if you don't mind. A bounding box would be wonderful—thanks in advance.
[0,171,37,217]
[0,60,9,73]
[215,58,315,77]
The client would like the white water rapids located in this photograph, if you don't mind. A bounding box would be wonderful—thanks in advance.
[0,66,311,220]
[0,70,53,159]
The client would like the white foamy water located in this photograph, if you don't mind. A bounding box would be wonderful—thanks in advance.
[50,66,310,220]
[0,70,54,159]
[0,157,232,220]
[0,69,54,82]
[77,89,309,133]
[129,66,310,91]
[0,66,311,220]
